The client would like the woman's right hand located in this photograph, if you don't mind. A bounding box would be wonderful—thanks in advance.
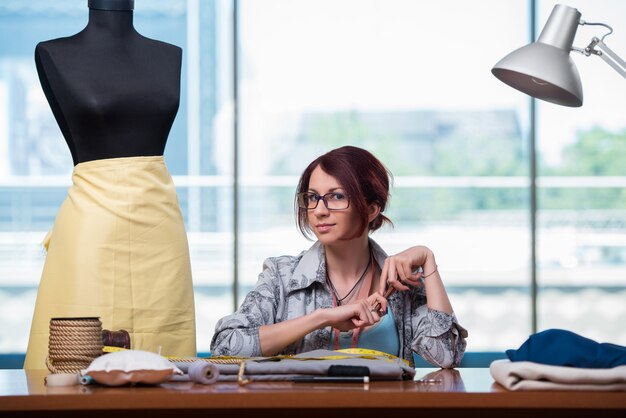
[321,293,387,331]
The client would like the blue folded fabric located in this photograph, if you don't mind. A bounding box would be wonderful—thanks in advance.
[506,329,626,368]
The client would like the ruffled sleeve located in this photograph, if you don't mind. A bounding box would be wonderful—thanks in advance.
[410,297,468,368]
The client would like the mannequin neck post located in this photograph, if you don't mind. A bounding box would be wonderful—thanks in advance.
[88,0,134,11]
[86,8,135,36]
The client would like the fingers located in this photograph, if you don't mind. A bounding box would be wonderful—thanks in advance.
[328,302,376,329]
[360,299,379,322]
[387,258,408,291]
[367,292,388,314]
[396,261,412,284]
[384,258,410,292]
[383,250,430,293]
[400,263,423,286]
[378,260,389,294]
[351,299,381,327]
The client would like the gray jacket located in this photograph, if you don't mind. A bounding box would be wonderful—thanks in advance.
[210,239,468,368]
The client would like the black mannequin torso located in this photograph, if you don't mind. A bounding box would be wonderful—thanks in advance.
[35,4,182,165]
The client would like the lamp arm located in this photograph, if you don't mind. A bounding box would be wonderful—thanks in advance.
[595,39,626,79]
[578,37,626,79]
[573,20,626,80]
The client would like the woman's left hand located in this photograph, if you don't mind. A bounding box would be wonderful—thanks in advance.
[379,245,435,294]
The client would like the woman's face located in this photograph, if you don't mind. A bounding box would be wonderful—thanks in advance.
[306,166,362,244]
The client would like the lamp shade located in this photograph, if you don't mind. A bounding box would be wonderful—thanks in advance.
[492,4,583,107]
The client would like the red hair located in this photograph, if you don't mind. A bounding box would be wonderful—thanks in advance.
[295,146,393,239]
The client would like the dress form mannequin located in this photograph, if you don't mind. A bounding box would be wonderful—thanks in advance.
[35,0,181,164]
[25,0,196,370]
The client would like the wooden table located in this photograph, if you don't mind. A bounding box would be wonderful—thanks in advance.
[1,368,625,417]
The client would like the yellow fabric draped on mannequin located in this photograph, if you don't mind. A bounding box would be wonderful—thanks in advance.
[24,156,196,370]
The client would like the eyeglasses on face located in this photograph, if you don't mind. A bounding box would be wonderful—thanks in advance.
[297,192,350,210]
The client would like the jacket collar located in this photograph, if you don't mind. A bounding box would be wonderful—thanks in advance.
[288,238,389,294]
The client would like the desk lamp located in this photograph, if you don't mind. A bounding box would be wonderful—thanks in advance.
[492,4,625,107]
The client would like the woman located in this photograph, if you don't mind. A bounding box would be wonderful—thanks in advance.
[211,146,467,367]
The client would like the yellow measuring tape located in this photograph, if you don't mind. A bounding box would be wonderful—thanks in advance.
[336,348,409,365]
[103,346,408,365]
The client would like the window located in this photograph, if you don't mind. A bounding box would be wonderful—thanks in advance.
[238,0,531,351]
[536,0,626,344]
[0,0,234,353]
[0,0,624,355]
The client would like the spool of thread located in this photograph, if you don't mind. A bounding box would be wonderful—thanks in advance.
[45,373,80,387]
[101,329,131,349]
[46,317,104,374]
[188,360,220,385]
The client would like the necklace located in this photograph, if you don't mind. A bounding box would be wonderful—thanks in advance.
[326,256,372,306]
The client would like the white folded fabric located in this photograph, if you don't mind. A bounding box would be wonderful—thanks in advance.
[490,359,626,391]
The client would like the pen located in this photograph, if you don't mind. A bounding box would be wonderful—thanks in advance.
[371,270,422,313]
[293,376,370,383]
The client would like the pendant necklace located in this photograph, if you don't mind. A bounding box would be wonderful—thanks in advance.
[326,256,372,306]
[327,251,376,350]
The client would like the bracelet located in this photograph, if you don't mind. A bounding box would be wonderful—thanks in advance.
[422,265,438,279]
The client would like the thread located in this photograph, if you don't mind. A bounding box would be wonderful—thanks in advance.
[46,317,104,373]
[101,329,131,349]
[188,360,220,385]
[45,373,80,387]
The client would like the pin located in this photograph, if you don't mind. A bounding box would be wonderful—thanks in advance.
[415,378,442,384]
